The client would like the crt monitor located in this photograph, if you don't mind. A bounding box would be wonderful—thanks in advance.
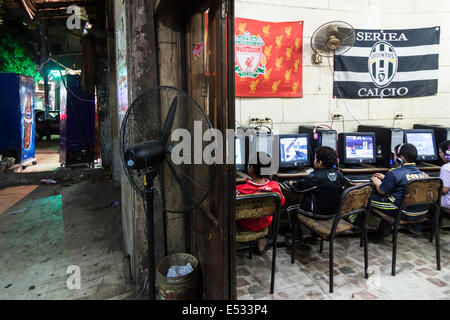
[254,131,274,156]
[235,135,246,171]
[357,125,404,168]
[404,129,438,161]
[338,132,376,165]
[279,134,310,168]
[413,124,450,148]
[298,125,337,151]
[246,131,274,157]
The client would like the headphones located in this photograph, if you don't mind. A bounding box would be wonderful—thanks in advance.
[313,124,333,140]
[395,143,405,165]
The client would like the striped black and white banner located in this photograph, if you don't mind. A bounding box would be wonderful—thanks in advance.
[333,27,440,99]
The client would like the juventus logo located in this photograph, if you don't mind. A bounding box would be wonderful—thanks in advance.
[368,41,398,88]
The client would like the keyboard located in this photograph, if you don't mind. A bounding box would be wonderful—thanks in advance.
[345,174,373,183]
[426,171,440,177]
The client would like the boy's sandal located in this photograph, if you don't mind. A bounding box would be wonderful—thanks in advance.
[254,239,272,255]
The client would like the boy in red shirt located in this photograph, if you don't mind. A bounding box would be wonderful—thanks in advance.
[237,152,285,253]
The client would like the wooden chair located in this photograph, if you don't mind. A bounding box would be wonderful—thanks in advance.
[287,183,372,293]
[236,192,281,294]
[370,177,443,276]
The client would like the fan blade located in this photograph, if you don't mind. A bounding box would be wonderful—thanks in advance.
[167,160,193,210]
[161,97,178,145]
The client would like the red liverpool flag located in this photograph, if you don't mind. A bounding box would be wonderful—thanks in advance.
[234,18,303,98]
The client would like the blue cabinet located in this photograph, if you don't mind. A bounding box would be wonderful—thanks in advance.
[59,75,95,167]
[0,73,36,165]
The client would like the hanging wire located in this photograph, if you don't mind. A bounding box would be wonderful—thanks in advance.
[327,56,362,126]
[53,57,96,103]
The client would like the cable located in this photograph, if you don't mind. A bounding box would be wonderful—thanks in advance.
[326,56,362,126]
[54,58,95,103]
[38,56,95,103]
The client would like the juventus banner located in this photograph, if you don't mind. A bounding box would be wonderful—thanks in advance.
[333,27,440,99]
[235,18,303,97]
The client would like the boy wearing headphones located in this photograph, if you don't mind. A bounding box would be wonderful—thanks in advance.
[438,140,450,210]
[370,143,428,236]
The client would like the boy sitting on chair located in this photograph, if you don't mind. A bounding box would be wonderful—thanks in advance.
[287,146,346,242]
[236,152,285,254]
[370,143,428,237]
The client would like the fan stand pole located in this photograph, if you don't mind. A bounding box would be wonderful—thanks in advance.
[144,170,157,300]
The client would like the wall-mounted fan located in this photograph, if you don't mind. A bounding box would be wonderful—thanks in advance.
[120,86,216,299]
[310,21,356,63]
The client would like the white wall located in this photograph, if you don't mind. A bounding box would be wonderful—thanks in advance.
[235,0,450,134]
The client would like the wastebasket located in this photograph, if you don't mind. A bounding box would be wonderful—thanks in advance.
[156,253,201,300]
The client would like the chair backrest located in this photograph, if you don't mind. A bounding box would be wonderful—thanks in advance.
[400,177,443,209]
[236,192,281,220]
[339,183,373,216]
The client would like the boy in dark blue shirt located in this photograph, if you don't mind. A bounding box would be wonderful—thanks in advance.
[289,146,345,216]
[287,146,345,243]
[370,143,428,236]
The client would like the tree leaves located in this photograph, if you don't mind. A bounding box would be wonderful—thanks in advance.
[0,32,42,84]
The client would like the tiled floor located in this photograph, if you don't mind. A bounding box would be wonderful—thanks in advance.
[237,227,450,300]
[0,180,132,300]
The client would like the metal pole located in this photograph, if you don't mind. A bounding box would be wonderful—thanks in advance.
[144,172,156,300]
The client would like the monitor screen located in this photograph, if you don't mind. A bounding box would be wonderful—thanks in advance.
[345,135,375,160]
[321,132,337,150]
[391,130,404,152]
[235,136,245,171]
[280,136,308,164]
[405,132,436,157]
[256,133,273,156]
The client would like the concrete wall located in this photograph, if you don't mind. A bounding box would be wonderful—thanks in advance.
[114,0,135,282]
[235,0,450,134]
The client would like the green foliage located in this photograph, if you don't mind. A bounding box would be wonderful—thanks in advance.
[0,32,42,84]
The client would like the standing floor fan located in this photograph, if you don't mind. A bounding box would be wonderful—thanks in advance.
[120,86,217,299]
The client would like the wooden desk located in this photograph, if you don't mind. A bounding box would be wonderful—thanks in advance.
[236,162,442,185]
[416,162,441,172]
[236,169,313,184]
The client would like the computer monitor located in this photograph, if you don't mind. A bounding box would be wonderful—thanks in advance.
[279,134,310,169]
[256,132,274,156]
[235,134,246,171]
[338,132,376,165]
[298,125,337,151]
[404,129,438,161]
[358,125,403,168]
[413,124,450,160]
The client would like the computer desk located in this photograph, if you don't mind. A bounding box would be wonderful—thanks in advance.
[236,162,442,185]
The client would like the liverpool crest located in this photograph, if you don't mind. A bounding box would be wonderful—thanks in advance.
[235,32,266,78]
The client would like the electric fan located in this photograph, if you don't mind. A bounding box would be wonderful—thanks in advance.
[120,86,217,299]
[311,21,356,62]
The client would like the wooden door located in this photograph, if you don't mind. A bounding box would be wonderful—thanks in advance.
[184,0,236,299]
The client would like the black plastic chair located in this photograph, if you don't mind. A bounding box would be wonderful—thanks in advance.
[370,177,443,276]
[236,192,281,294]
[287,183,372,293]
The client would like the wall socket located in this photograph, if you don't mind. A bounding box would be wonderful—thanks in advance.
[249,115,271,123]
[331,113,343,119]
